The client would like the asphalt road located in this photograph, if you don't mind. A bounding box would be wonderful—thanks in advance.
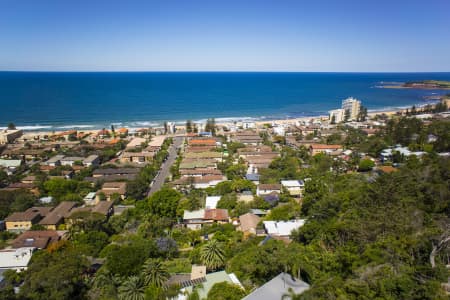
[147,136,184,196]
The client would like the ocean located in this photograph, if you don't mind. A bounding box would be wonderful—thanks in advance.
[0,72,449,131]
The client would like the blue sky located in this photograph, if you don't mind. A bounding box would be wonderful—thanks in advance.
[0,0,449,71]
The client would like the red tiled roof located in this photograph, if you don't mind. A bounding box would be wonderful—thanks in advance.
[188,139,217,146]
[310,144,342,149]
[204,209,229,221]
[12,230,62,249]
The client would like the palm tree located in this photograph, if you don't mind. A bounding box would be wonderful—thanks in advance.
[200,239,225,270]
[141,258,170,288]
[118,276,145,300]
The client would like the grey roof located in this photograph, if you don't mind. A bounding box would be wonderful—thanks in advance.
[243,273,310,300]
[246,173,260,181]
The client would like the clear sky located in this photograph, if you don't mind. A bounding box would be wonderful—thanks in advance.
[0,0,449,72]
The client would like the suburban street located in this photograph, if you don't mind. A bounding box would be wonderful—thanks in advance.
[147,136,184,196]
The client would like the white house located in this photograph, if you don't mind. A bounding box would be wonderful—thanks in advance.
[380,146,426,162]
[0,247,35,272]
[256,184,282,196]
[205,196,221,209]
[60,156,85,166]
[83,155,100,167]
[263,220,306,237]
[273,125,285,136]
[44,155,65,167]
[281,180,305,196]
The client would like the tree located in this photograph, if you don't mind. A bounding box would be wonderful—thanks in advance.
[344,109,350,122]
[102,237,158,277]
[357,159,375,172]
[118,276,145,300]
[205,118,216,135]
[330,115,336,124]
[7,122,16,130]
[200,239,225,270]
[357,105,368,122]
[19,246,89,300]
[225,164,247,180]
[147,188,182,218]
[141,258,170,287]
[207,282,246,300]
[186,120,193,133]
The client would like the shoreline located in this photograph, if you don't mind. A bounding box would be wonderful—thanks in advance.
[10,102,440,141]
[2,101,442,137]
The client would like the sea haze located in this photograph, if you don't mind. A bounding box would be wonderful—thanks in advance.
[0,72,449,130]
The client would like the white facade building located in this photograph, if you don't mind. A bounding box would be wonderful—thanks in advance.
[329,108,345,123]
[0,247,35,272]
[263,220,306,237]
[342,97,361,121]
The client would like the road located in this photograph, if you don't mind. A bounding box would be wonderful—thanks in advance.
[147,136,184,196]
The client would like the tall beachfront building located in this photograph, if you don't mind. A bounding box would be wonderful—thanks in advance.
[342,97,361,121]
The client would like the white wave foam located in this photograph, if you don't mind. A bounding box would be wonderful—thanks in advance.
[128,121,160,127]
[56,125,96,129]
[15,125,53,131]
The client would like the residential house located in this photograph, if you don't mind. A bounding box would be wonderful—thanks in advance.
[21,176,36,184]
[67,201,114,226]
[179,160,217,170]
[147,135,166,152]
[263,220,306,238]
[242,273,309,300]
[188,138,218,148]
[281,180,305,197]
[98,182,127,201]
[39,201,77,230]
[5,207,52,232]
[183,209,229,230]
[60,156,85,166]
[232,131,262,145]
[168,265,243,300]
[83,192,97,205]
[120,151,155,164]
[126,137,147,149]
[0,159,22,174]
[238,190,254,203]
[0,247,35,272]
[12,230,64,249]
[309,144,343,156]
[245,173,260,185]
[380,146,426,162]
[171,175,226,189]
[184,269,242,300]
[44,154,65,167]
[238,213,261,235]
[179,168,223,177]
[92,168,140,178]
[256,184,282,196]
[83,155,100,167]
[184,151,223,162]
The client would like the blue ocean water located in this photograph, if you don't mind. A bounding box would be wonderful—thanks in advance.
[0,72,449,130]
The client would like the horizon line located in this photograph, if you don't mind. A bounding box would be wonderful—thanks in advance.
[1,70,450,74]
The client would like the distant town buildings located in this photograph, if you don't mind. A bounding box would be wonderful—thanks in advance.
[328,97,362,123]
[342,97,361,121]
